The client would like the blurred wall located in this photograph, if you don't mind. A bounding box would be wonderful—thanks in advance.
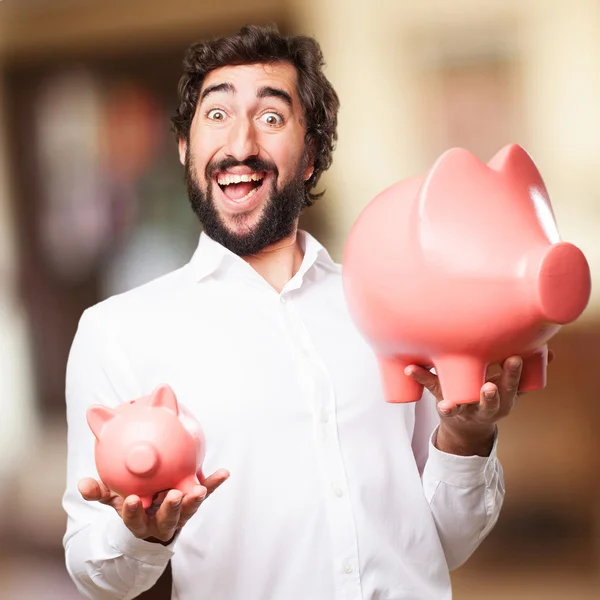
[294,0,600,325]
[0,41,38,513]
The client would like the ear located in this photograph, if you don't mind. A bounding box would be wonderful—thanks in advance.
[487,144,550,200]
[149,384,179,415]
[487,143,559,241]
[86,405,116,440]
[414,147,512,265]
[178,138,187,166]
[302,142,316,182]
[416,146,490,229]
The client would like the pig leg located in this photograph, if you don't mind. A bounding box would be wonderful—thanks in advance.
[140,495,154,510]
[176,473,201,496]
[378,355,424,403]
[434,355,487,405]
[518,345,548,392]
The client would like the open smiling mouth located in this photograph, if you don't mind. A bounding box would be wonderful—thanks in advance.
[216,172,266,204]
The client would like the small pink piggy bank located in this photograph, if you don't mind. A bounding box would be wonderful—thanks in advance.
[342,144,591,405]
[86,384,205,509]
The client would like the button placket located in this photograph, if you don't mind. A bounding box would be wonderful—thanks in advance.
[278,295,363,600]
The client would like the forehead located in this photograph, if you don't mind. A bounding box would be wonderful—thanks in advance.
[200,62,300,101]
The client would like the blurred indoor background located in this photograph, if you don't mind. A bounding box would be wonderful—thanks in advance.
[0,0,598,598]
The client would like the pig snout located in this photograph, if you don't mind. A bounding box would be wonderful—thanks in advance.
[125,442,160,477]
[535,241,591,324]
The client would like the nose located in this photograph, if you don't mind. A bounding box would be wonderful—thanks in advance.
[225,116,259,161]
[536,241,591,324]
[125,442,159,477]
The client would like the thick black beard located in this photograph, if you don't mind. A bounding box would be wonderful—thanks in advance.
[185,153,307,257]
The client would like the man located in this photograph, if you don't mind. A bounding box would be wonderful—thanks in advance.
[63,24,528,600]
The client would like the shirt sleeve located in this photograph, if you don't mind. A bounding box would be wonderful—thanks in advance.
[62,307,177,599]
[411,388,505,571]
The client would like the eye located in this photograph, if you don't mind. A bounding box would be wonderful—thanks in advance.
[260,112,284,126]
[207,108,227,121]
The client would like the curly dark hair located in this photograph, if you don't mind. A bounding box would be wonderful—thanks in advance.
[171,24,340,206]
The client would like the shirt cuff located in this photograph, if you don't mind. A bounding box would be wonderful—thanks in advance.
[424,426,499,488]
[108,513,179,566]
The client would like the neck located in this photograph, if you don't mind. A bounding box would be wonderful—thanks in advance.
[243,227,304,293]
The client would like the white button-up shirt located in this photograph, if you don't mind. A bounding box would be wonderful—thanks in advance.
[62,230,504,600]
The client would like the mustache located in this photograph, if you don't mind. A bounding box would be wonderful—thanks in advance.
[205,157,279,180]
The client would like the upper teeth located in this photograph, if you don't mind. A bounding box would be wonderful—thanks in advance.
[217,172,264,185]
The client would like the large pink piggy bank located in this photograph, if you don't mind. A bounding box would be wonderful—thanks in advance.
[342,144,591,405]
[86,384,205,509]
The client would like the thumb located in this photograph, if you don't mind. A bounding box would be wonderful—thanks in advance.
[78,478,108,501]
[78,478,121,510]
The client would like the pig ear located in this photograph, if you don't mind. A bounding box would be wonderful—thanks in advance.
[487,144,551,199]
[487,143,560,241]
[86,405,116,440]
[415,147,490,243]
[149,384,179,415]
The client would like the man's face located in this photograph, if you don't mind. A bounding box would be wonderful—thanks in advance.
[180,62,313,256]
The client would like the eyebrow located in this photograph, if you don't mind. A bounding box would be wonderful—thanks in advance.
[200,82,235,104]
[257,86,293,108]
[199,82,293,108]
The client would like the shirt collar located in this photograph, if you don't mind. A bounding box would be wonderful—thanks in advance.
[188,229,339,285]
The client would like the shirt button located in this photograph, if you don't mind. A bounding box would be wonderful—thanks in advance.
[343,562,353,574]
[321,412,329,423]
[334,487,344,498]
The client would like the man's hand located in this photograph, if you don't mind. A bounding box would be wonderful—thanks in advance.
[78,468,230,543]
[405,352,555,457]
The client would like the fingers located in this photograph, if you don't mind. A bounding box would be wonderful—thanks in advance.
[175,470,230,530]
[76,468,230,543]
[199,469,231,496]
[500,356,522,399]
[478,382,500,417]
[121,496,148,538]
[121,469,229,541]
[178,485,208,527]
[147,490,169,516]
[78,478,113,503]
[404,365,442,400]
[80,469,230,542]
[437,400,466,418]
[78,478,102,501]
[153,490,184,541]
